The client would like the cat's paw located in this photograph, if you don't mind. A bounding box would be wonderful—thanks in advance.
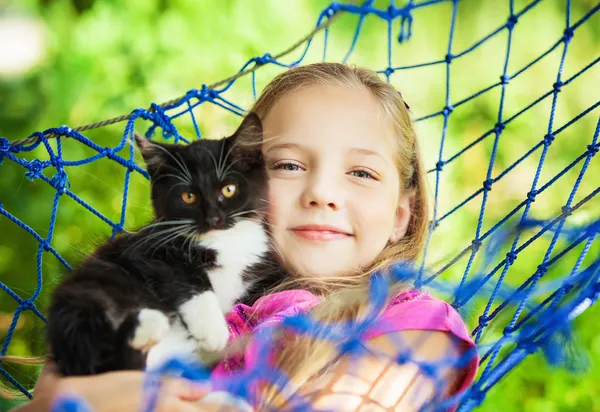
[130,309,170,351]
[179,291,230,352]
[193,315,230,352]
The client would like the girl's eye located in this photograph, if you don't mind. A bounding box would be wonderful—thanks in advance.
[349,169,377,180]
[181,192,197,204]
[272,162,303,172]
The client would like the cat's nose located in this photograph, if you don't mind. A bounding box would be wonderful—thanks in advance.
[206,216,222,228]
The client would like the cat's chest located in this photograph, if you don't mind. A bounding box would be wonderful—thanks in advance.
[198,219,269,313]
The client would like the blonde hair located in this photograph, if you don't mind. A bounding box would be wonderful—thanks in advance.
[0,356,44,400]
[249,62,430,407]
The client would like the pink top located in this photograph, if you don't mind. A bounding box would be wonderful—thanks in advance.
[211,289,478,406]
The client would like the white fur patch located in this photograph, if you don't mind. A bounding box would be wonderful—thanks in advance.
[130,309,170,350]
[179,291,230,352]
[145,318,198,370]
[198,219,269,313]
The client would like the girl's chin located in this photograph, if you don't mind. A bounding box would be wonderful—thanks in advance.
[287,258,359,279]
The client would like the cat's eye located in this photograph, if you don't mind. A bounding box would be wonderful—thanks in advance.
[220,184,237,199]
[181,192,197,204]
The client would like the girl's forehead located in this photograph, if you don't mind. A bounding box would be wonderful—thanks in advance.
[262,84,397,154]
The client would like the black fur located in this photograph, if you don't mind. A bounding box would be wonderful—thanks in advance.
[47,114,286,376]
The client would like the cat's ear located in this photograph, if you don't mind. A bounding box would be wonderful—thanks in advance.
[228,112,263,161]
[133,132,166,173]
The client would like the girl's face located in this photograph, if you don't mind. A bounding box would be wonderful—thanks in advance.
[262,84,412,278]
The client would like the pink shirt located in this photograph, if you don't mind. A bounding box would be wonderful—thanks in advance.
[211,289,478,405]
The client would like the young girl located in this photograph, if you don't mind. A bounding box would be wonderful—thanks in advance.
[11,63,478,411]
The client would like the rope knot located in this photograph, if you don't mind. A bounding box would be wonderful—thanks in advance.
[25,159,44,181]
[396,351,411,365]
[40,240,51,252]
[478,315,489,328]
[339,338,362,356]
[199,85,216,100]
[500,74,510,85]
[0,138,9,165]
[506,14,518,29]
[471,239,482,252]
[494,122,505,134]
[587,143,599,155]
[0,137,10,155]
[384,67,395,77]
[561,205,572,217]
[505,251,517,265]
[483,178,493,191]
[150,103,178,140]
[255,53,273,66]
[429,220,439,231]
[21,300,35,311]
[442,105,454,116]
[563,27,574,42]
[445,53,453,64]
[324,5,336,17]
[552,81,563,93]
[420,363,437,379]
[387,5,396,17]
[503,325,514,335]
[51,171,71,194]
[435,160,445,172]
[544,133,555,145]
[57,125,73,136]
[527,189,537,202]
[537,263,549,275]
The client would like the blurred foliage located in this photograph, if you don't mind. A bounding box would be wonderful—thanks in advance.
[1,0,599,410]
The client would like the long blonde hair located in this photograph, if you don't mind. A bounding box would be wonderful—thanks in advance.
[248,62,430,407]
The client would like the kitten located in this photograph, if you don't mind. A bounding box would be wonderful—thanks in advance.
[47,113,284,376]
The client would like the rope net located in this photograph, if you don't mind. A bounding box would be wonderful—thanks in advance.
[1,0,599,410]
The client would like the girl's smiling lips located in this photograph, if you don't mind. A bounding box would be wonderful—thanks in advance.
[290,224,353,241]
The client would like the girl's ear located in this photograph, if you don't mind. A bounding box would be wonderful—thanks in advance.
[389,195,412,243]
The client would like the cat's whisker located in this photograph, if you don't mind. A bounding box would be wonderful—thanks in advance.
[218,139,238,179]
[185,233,196,262]
[230,209,262,219]
[127,224,193,255]
[165,182,193,198]
[194,144,221,180]
[259,198,274,205]
[153,144,193,182]
[175,153,193,183]
[147,226,192,256]
[152,172,191,186]
[220,155,253,179]
[143,219,195,231]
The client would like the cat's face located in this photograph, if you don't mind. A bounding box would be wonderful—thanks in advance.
[135,113,266,233]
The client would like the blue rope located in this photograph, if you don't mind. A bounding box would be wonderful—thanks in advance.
[1,0,599,410]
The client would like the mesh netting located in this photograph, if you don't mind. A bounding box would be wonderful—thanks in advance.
[1,0,599,410]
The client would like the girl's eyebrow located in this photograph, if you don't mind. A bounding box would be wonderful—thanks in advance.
[264,142,303,153]
[348,147,389,165]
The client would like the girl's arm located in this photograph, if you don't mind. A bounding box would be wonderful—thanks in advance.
[11,361,213,412]
[301,330,469,411]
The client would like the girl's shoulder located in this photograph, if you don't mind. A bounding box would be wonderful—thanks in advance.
[376,289,473,345]
[229,287,475,347]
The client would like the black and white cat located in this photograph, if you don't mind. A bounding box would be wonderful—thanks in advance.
[47,113,284,376]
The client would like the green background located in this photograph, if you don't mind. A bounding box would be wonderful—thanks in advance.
[1,0,599,410]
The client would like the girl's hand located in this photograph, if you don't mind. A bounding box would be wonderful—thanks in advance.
[15,361,211,412]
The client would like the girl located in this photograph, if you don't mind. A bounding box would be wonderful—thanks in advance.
[11,63,478,411]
